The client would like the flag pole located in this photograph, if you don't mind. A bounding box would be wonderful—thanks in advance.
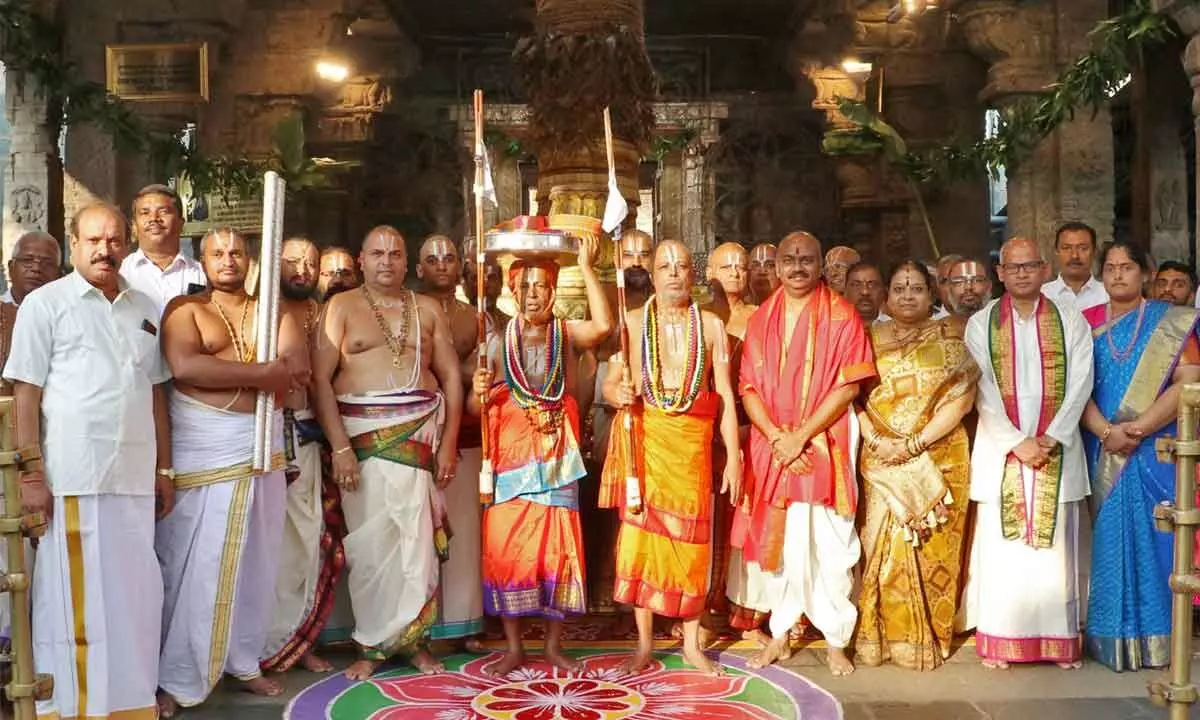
[474,89,495,506]
[603,108,641,515]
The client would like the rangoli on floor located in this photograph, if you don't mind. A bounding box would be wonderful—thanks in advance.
[284,648,843,719]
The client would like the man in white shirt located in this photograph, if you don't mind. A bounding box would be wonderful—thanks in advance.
[4,202,174,720]
[845,261,889,324]
[1041,222,1108,312]
[3,230,61,305]
[120,184,206,316]
[964,236,1093,671]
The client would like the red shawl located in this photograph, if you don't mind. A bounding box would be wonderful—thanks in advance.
[731,284,875,572]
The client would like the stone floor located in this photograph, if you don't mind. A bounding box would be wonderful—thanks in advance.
[177,639,1200,719]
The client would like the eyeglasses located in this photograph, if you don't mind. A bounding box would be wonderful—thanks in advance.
[948,276,989,287]
[846,280,881,291]
[1001,261,1045,275]
[320,268,355,278]
[13,256,58,270]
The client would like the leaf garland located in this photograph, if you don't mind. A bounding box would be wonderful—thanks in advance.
[822,0,1177,184]
[0,1,343,202]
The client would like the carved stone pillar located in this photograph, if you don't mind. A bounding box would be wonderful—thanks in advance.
[1151,0,1200,263]
[2,71,64,270]
[961,0,1115,259]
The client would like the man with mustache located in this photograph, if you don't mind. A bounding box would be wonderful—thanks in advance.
[4,203,172,720]
[602,240,741,676]
[734,231,875,676]
[318,246,361,300]
[844,262,889,324]
[4,230,61,305]
[946,257,994,316]
[748,242,780,304]
[963,237,1092,671]
[1042,222,1108,313]
[468,233,612,676]
[262,236,345,676]
[823,245,861,295]
[935,254,964,311]
[1152,260,1196,307]
[155,227,309,715]
[416,234,486,653]
[120,184,206,317]
[313,226,462,680]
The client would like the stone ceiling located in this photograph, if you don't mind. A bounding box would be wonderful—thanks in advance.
[383,0,811,39]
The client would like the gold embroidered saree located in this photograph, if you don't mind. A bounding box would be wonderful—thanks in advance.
[855,318,979,670]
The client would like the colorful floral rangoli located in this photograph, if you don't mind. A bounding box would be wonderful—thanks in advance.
[284,648,842,720]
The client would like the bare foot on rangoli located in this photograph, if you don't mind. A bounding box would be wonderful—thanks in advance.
[1056,660,1082,670]
[241,675,285,697]
[544,647,582,674]
[344,658,385,681]
[411,649,445,674]
[463,636,488,654]
[156,690,178,719]
[746,637,791,669]
[619,648,656,675]
[682,645,724,677]
[981,659,1010,670]
[300,651,335,673]
[483,650,526,677]
[670,621,684,640]
[827,647,854,677]
[741,628,770,648]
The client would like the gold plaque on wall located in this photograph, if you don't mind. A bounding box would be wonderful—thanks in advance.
[105,42,209,102]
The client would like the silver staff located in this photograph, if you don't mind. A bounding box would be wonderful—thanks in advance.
[253,171,286,472]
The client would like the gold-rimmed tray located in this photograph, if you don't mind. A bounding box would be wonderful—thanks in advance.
[484,228,579,266]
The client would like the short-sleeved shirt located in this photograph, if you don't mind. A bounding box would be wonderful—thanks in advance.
[119,248,206,319]
[1042,274,1109,313]
[3,272,171,496]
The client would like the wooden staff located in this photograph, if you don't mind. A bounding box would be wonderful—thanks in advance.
[603,108,642,515]
[474,89,495,506]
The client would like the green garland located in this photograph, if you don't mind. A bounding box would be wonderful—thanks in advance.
[823,0,1177,183]
[0,1,337,201]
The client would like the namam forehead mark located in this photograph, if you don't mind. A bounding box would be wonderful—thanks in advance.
[420,235,458,261]
[207,229,243,254]
[751,244,776,263]
[364,228,405,255]
[325,252,354,270]
[710,242,748,269]
[655,240,692,268]
[621,233,654,254]
[951,261,986,277]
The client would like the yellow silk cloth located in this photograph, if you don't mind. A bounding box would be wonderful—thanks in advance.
[602,393,716,619]
[855,318,979,670]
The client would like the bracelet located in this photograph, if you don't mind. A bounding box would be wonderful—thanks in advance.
[1101,424,1112,441]
[905,434,926,457]
[866,433,881,452]
[334,446,354,456]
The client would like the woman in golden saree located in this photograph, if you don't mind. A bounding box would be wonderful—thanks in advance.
[854,260,980,670]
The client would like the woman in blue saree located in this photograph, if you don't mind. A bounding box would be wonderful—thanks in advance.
[1080,240,1200,671]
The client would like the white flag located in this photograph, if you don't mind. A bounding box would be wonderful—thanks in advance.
[475,142,497,207]
[601,170,628,234]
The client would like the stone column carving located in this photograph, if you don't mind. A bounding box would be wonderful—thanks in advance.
[960,0,1115,259]
[3,71,64,273]
[1151,0,1200,264]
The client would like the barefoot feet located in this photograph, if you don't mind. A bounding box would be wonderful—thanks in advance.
[544,647,582,674]
[741,627,771,648]
[747,636,791,669]
[241,675,285,697]
[682,644,723,677]
[827,647,854,677]
[483,650,526,677]
[411,649,444,674]
[344,658,385,681]
[619,648,655,675]
[462,636,487,654]
[981,659,1010,670]
[156,690,178,719]
[1056,660,1082,670]
[300,651,335,673]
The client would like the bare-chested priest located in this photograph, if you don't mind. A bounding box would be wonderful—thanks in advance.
[262,236,345,676]
[416,233,486,651]
[157,228,309,715]
[313,225,462,680]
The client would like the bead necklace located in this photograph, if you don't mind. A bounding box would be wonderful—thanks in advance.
[211,296,255,363]
[1104,299,1145,363]
[363,286,412,369]
[641,296,706,412]
[504,316,566,436]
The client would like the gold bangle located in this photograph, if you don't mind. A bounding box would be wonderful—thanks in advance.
[1101,424,1112,441]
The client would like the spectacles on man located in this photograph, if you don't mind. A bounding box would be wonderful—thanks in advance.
[1001,261,1045,275]
[948,276,989,287]
[13,256,58,270]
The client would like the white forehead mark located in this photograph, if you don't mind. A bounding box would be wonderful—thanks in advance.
[752,246,774,262]
[213,231,237,252]
[326,255,352,271]
[428,237,455,261]
[663,244,683,265]
[954,262,985,277]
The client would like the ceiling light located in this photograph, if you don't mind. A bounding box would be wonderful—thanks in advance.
[315,60,349,82]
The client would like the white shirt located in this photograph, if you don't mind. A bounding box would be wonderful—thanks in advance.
[119,248,206,318]
[1,289,13,305]
[1042,274,1108,313]
[965,295,1093,506]
[3,272,171,496]
[871,311,892,324]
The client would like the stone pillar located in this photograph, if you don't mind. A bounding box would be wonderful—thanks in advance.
[960,0,1115,258]
[679,115,723,268]
[3,70,64,273]
[1151,0,1200,263]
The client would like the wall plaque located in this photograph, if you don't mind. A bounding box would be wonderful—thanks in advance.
[105,42,209,102]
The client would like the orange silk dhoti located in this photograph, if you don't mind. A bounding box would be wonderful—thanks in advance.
[602,392,717,618]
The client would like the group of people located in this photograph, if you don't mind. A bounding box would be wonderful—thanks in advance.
[2,185,1196,720]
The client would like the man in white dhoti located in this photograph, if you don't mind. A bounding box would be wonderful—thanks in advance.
[155,228,309,715]
[964,236,1093,670]
[119,184,206,317]
[312,226,462,680]
[733,232,876,676]
[5,202,174,720]
[261,236,345,675]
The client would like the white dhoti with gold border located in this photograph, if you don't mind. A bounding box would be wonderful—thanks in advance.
[430,445,484,640]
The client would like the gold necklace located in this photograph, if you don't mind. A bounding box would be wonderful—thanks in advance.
[362,286,411,368]
[211,296,255,363]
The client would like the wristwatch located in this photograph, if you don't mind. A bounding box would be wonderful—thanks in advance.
[157,468,176,481]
